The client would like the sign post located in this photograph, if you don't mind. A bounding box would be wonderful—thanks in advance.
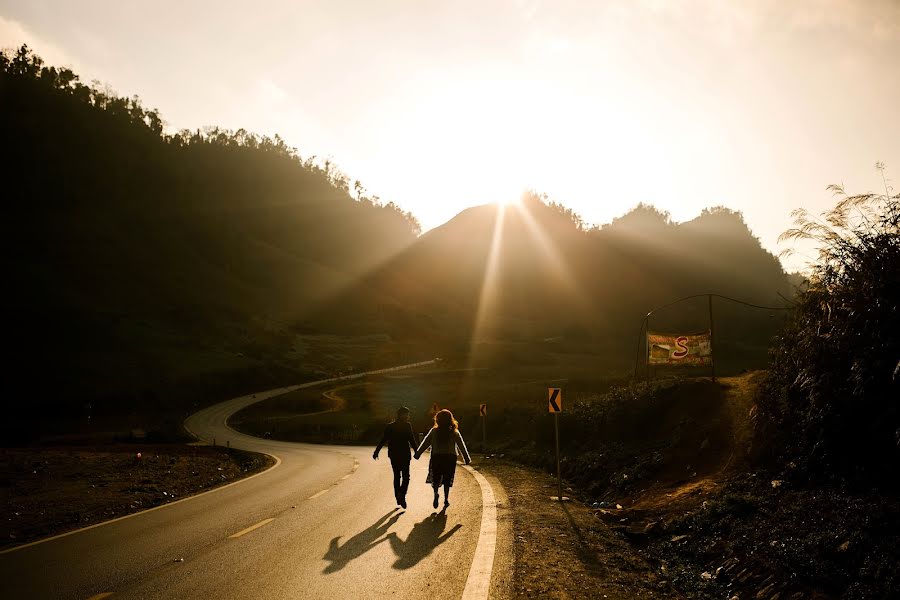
[479,403,487,447]
[548,388,563,500]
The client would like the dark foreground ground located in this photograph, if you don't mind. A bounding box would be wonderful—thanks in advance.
[1,444,273,549]
[483,455,899,600]
[483,458,673,599]
[597,470,899,600]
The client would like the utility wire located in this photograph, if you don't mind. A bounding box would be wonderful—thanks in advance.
[632,292,795,380]
[646,293,793,317]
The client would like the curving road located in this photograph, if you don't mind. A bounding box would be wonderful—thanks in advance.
[0,365,504,599]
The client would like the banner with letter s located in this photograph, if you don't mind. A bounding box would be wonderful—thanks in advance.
[647,331,712,366]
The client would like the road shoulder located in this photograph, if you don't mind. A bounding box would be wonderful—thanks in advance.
[478,459,677,599]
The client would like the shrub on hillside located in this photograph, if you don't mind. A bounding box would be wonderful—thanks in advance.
[756,175,900,487]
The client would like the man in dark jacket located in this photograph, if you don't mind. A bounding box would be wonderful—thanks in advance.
[373,406,417,508]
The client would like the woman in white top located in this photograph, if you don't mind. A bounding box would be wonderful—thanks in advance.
[414,409,471,509]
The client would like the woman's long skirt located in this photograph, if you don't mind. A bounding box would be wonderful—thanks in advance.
[427,453,458,487]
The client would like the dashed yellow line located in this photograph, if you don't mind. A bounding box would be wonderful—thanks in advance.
[228,518,275,539]
[308,489,330,499]
[86,594,114,600]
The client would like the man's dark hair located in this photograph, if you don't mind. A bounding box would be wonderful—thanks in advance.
[396,406,410,417]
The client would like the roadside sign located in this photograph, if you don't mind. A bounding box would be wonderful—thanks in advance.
[479,404,487,416]
[548,388,562,413]
[549,387,564,501]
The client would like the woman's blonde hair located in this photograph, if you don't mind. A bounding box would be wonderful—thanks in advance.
[433,409,458,431]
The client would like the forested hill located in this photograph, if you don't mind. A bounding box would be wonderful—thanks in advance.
[3,46,419,425]
[313,196,793,371]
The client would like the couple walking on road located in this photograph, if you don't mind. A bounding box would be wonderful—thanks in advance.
[372,406,471,510]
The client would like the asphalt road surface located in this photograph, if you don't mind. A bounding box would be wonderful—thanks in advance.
[0,367,503,599]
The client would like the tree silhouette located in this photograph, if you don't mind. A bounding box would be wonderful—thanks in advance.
[757,176,899,487]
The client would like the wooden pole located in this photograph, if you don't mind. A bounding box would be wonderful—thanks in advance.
[708,294,716,382]
[633,316,646,381]
[645,314,652,381]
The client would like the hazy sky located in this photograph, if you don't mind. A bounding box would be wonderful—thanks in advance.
[2,0,898,270]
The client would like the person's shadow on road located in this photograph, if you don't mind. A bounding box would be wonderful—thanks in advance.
[322,510,401,573]
[387,509,462,569]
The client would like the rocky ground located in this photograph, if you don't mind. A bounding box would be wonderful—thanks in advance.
[483,456,898,600]
[0,444,273,549]
[608,472,900,600]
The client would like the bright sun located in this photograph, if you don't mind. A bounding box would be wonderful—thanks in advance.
[361,74,668,231]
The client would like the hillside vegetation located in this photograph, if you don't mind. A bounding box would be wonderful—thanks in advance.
[3,46,420,438]
[317,196,793,373]
[4,46,793,439]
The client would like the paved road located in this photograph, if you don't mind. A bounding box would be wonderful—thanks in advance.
[0,367,501,599]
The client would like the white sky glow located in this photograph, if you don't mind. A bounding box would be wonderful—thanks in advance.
[2,0,898,271]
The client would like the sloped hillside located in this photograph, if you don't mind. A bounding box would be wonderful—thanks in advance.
[316,197,792,371]
[2,47,420,429]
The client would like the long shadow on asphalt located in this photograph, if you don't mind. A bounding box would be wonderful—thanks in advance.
[322,509,402,573]
[387,509,462,569]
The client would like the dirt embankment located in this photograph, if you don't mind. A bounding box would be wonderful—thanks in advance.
[490,373,899,599]
[1,444,273,549]
[482,459,678,599]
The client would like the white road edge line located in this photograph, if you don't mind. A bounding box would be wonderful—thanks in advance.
[1,360,436,555]
[460,465,498,600]
[228,518,275,539]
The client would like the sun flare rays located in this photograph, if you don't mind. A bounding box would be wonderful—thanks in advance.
[467,203,507,358]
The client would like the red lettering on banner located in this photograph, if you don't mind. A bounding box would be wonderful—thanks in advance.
[673,336,689,358]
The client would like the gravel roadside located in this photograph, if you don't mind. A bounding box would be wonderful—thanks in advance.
[480,458,679,599]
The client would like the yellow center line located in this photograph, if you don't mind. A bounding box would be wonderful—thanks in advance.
[340,474,351,480]
[86,594,114,600]
[228,518,275,539]
[308,489,329,499]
